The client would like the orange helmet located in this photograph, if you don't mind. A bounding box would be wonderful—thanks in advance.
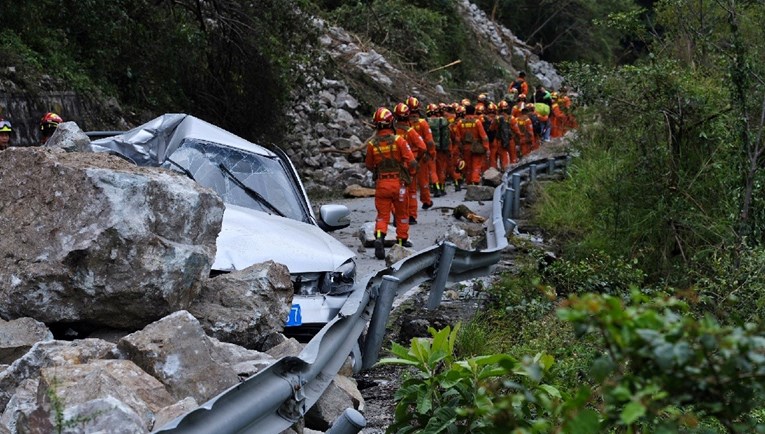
[405,96,421,113]
[527,103,536,111]
[487,102,497,114]
[373,107,394,128]
[551,91,559,100]
[460,98,471,107]
[438,102,447,111]
[518,93,527,101]
[497,100,509,112]
[393,102,410,119]
[477,93,488,103]
[455,105,466,118]
[426,103,439,116]
[475,103,485,115]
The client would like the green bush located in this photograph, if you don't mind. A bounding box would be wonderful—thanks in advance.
[542,251,645,297]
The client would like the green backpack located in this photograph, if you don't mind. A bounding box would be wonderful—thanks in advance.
[428,117,451,151]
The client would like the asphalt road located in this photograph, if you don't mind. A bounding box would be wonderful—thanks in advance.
[322,185,494,280]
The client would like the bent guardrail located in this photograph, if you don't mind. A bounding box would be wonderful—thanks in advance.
[155,154,570,434]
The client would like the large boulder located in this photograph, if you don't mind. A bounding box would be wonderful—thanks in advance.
[189,261,293,350]
[0,339,119,412]
[0,148,224,329]
[117,311,240,403]
[18,359,175,433]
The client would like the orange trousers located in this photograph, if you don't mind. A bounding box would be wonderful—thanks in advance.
[416,158,433,207]
[375,178,410,240]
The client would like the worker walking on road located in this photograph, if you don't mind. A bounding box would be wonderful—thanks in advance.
[406,96,438,209]
[393,103,428,225]
[426,103,451,198]
[365,107,417,259]
[457,99,490,185]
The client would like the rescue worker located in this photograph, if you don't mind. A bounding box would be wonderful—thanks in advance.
[560,88,578,131]
[512,93,527,118]
[494,101,522,169]
[484,102,501,169]
[365,107,417,259]
[406,96,438,209]
[475,102,493,173]
[445,103,464,191]
[393,102,428,225]
[550,92,565,138]
[456,100,489,185]
[515,105,535,158]
[508,71,529,98]
[0,119,12,150]
[526,104,542,150]
[40,112,64,145]
[426,103,451,197]
[533,85,552,141]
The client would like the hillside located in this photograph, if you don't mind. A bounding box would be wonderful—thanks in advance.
[0,0,562,181]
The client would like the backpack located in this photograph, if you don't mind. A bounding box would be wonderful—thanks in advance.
[461,120,486,154]
[497,116,511,148]
[370,134,411,185]
[428,117,450,152]
[510,80,523,93]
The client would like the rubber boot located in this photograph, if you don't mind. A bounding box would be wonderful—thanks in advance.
[397,238,413,248]
[374,233,385,260]
[455,180,462,192]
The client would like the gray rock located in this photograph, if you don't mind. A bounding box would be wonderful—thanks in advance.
[209,338,275,380]
[463,184,495,201]
[0,149,223,329]
[117,311,240,403]
[153,397,198,431]
[44,122,90,152]
[386,243,415,266]
[0,339,119,412]
[189,261,293,350]
[0,378,37,434]
[0,318,53,365]
[265,338,304,360]
[20,396,148,434]
[305,376,357,431]
[481,167,503,187]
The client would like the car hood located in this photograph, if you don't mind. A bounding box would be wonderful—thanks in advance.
[212,204,355,273]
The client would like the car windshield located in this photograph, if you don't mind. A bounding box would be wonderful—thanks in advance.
[161,138,309,222]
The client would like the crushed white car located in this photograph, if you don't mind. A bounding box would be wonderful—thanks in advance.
[89,114,356,341]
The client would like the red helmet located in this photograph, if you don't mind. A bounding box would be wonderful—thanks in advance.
[438,102,447,111]
[477,93,488,103]
[405,96,421,113]
[425,103,439,116]
[455,105,466,118]
[487,102,497,114]
[497,100,509,112]
[518,93,527,101]
[373,107,394,127]
[475,103,485,115]
[460,98,471,107]
[393,102,410,119]
[40,112,64,139]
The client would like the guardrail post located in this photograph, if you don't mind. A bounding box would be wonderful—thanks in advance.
[427,242,457,310]
[326,408,366,434]
[530,164,537,182]
[548,158,556,174]
[502,187,514,221]
[505,218,517,234]
[361,275,399,371]
[512,173,521,218]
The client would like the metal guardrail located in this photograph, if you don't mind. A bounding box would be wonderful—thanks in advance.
[155,155,570,434]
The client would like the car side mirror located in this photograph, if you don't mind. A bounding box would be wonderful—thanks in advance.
[317,204,351,232]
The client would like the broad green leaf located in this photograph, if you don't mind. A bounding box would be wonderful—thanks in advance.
[564,408,601,434]
[420,407,457,434]
[376,357,421,367]
[620,401,646,424]
[538,384,562,398]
